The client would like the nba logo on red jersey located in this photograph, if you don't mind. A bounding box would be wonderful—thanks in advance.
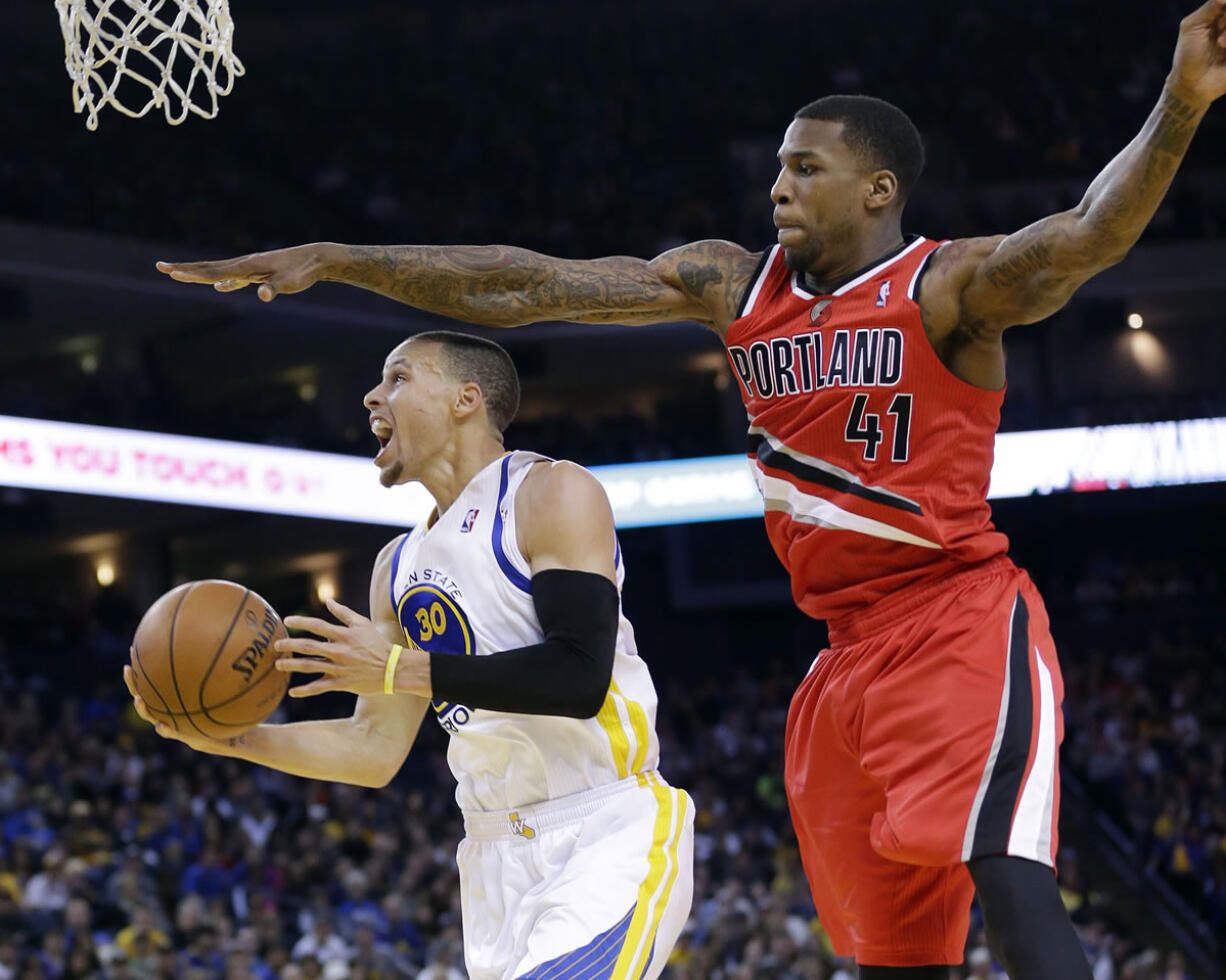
[460,508,479,533]
[876,280,891,307]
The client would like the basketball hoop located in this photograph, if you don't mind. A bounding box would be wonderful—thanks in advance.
[54,0,245,130]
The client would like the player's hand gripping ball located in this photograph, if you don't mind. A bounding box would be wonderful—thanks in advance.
[127,580,289,740]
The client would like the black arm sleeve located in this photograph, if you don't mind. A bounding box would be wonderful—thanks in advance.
[428,568,618,719]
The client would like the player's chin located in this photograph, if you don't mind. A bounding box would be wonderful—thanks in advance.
[782,242,820,273]
[377,461,405,488]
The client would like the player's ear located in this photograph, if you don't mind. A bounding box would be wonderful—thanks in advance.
[453,381,484,421]
[865,169,899,212]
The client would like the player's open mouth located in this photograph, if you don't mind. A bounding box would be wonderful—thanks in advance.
[370,418,393,462]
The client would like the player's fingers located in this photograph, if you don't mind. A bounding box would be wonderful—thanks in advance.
[283,614,343,639]
[124,668,159,725]
[149,720,185,742]
[323,597,361,625]
[273,653,339,673]
[286,678,333,699]
[213,278,255,292]
[1186,0,1226,26]
[155,261,205,281]
[257,271,305,302]
[122,663,137,697]
[273,637,339,661]
[130,693,155,724]
[156,261,243,283]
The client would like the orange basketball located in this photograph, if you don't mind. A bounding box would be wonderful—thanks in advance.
[130,580,289,740]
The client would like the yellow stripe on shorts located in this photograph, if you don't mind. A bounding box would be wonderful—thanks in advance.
[610,773,687,979]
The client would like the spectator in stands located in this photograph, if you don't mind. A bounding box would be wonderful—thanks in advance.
[21,846,71,925]
[292,914,351,967]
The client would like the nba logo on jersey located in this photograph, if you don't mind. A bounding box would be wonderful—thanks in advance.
[877,280,892,307]
[460,508,479,533]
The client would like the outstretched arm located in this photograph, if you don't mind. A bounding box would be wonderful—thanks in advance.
[124,538,428,788]
[924,0,1226,340]
[158,240,762,335]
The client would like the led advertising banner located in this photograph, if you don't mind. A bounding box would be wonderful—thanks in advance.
[2,414,1224,529]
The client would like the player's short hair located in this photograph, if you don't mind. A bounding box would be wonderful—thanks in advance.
[411,330,521,433]
[794,95,925,202]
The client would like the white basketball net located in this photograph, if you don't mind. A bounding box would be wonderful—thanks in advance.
[54,0,244,130]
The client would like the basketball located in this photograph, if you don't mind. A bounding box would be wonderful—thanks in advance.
[129,580,289,740]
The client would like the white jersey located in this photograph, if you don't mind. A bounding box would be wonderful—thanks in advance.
[388,451,661,814]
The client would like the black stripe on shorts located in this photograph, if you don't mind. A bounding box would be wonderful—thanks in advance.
[970,592,1033,859]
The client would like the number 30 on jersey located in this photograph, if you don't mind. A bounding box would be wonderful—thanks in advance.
[396,585,476,729]
[396,585,475,657]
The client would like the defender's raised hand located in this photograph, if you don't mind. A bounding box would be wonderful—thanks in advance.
[1169,0,1226,106]
[156,243,335,302]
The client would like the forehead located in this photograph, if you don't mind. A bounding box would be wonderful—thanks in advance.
[778,118,854,162]
[383,340,442,373]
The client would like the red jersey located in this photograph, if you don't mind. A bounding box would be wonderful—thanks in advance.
[724,236,1009,622]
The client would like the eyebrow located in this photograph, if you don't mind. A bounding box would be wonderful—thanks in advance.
[778,149,823,163]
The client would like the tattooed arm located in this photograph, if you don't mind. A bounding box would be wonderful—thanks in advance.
[158,239,762,337]
[920,0,1226,379]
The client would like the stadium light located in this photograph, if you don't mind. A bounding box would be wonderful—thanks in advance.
[314,574,337,604]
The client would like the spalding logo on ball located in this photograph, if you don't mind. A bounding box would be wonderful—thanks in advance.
[130,580,290,739]
[230,605,279,680]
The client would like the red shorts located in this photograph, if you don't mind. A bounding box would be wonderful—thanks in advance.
[784,556,1064,966]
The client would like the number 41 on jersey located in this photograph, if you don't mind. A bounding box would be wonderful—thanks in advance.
[844,393,912,463]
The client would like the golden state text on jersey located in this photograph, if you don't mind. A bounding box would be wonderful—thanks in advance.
[725,238,1009,622]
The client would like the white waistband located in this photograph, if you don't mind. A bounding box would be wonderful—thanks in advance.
[462,772,661,841]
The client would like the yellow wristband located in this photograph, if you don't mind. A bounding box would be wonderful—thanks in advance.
[384,644,403,695]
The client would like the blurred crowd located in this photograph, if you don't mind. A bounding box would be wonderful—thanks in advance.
[1,553,1219,979]
[1061,554,1226,939]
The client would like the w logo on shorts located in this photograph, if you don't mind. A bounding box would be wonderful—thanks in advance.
[508,811,536,839]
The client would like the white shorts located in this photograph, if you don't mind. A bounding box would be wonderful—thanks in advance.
[457,771,694,980]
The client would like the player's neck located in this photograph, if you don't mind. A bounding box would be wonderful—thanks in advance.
[803,227,906,295]
[420,439,506,517]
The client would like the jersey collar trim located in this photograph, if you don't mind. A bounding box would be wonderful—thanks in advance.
[790,235,927,300]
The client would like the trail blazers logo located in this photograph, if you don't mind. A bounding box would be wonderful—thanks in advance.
[810,298,832,325]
